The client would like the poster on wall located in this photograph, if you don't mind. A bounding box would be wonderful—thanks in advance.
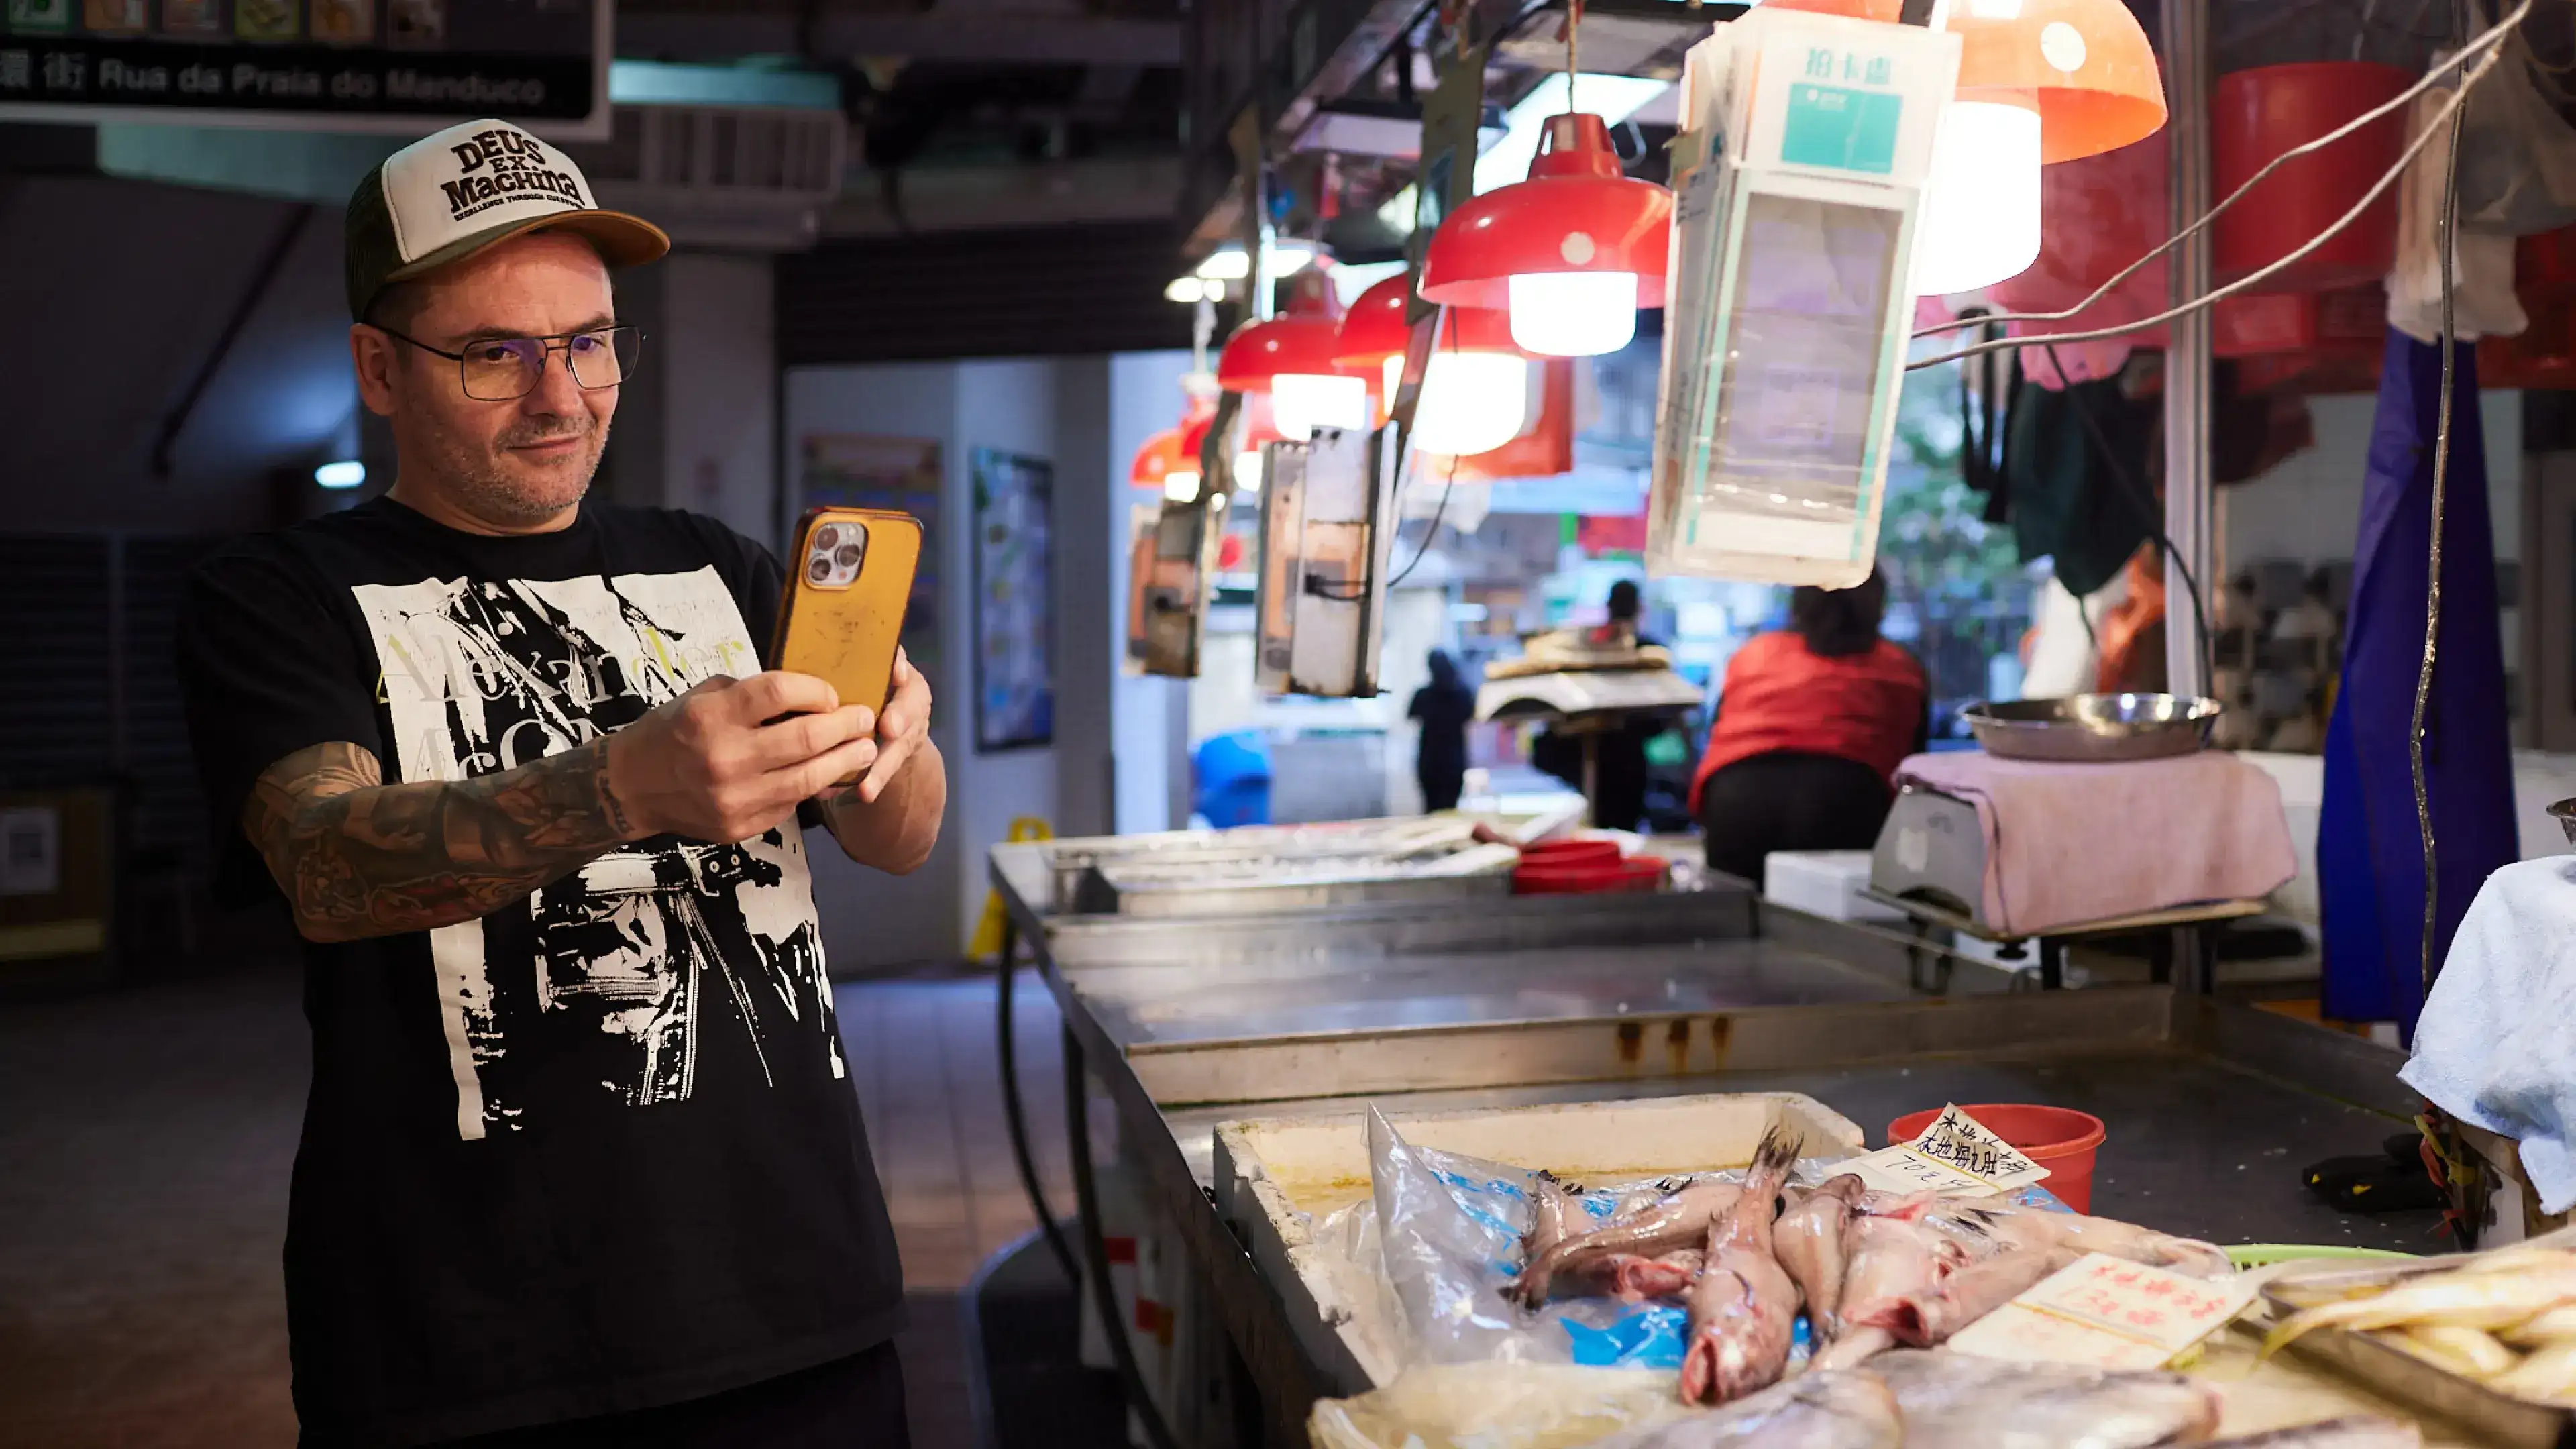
[799,433,942,678]
[971,448,1053,753]
[0,0,608,137]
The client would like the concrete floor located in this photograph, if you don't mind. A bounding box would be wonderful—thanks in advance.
[0,962,1082,1449]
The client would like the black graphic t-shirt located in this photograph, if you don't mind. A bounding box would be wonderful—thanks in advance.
[175,498,904,1446]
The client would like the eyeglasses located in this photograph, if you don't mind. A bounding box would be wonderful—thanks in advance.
[377,324,643,402]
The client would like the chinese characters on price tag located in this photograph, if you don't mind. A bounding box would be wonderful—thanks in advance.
[1947,1253,2257,1370]
[1843,1104,2052,1199]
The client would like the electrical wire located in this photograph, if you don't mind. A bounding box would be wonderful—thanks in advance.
[1909,34,2512,372]
[1908,0,2530,367]
[2412,23,2467,999]
[1380,451,1462,592]
[2041,342,2216,695]
[992,917,1081,1287]
[1063,1024,1185,1449]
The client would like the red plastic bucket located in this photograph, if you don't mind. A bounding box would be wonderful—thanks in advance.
[2212,62,2412,294]
[1512,856,1666,896]
[1886,1103,2110,1214]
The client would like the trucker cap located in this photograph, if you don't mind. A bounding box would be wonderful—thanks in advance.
[345,117,669,322]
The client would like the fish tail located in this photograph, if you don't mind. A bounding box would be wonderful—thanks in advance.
[1748,1122,1800,1193]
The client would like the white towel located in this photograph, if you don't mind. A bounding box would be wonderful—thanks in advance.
[2401,856,2576,1214]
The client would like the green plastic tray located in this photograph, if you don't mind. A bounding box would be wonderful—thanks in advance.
[2226,1244,2418,1269]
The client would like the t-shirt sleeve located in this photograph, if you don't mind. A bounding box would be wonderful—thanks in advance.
[176,545,383,907]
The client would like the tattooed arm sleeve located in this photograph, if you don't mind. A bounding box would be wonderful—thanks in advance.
[242,740,639,944]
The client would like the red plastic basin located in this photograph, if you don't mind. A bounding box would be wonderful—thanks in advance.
[2212,62,2412,294]
[1519,839,1623,868]
[1887,1103,2110,1214]
[1511,856,1666,896]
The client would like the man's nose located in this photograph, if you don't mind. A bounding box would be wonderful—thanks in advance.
[520,345,587,415]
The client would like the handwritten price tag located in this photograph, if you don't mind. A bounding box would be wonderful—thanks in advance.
[1905,1104,2051,1190]
[1947,1252,2257,1369]
[1844,1143,2000,1199]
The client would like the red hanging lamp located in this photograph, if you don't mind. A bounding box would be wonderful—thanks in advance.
[1215,271,1366,439]
[1334,274,1538,455]
[1419,112,1672,358]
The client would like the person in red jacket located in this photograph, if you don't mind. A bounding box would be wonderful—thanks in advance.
[1691,570,1929,881]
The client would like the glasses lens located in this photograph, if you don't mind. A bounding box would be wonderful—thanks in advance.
[460,338,545,400]
[568,328,637,390]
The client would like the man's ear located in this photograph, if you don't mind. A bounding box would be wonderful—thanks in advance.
[351,325,399,418]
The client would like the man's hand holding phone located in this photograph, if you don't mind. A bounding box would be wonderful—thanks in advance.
[604,672,877,843]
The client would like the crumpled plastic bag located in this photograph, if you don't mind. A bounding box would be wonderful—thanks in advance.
[1307,1364,1695,1449]
[2456,8,2576,237]
[2390,84,2527,344]
[1352,1106,1845,1374]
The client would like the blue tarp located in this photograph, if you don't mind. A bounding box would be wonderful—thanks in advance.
[2318,331,2518,1034]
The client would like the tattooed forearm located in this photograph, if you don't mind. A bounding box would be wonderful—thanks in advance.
[244,740,637,943]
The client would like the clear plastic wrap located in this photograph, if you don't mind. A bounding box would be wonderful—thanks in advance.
[1346,1107,1846,1373]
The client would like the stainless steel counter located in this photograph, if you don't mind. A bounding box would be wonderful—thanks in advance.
[986,839,2433,1447]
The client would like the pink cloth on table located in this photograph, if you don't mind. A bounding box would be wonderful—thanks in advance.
[1892,749,2298,938]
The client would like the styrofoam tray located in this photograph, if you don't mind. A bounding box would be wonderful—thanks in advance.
[1213,1091,1867,1394]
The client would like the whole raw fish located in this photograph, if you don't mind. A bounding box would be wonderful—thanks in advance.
[1774,1175,1864,1342]
[1524,1171,1584,1269]
[1810,1214,1946,1371]
[2263,1260,2576,1356]
[1512,1179,1743,1307]
[1852,1246,2074,1348]
[1930,1201,2235,1279]
[2204,1418,2420,1448]
[1609,1371,1902,1448]
[1864,1348,2222,1449]
[1681,1127,1803,1405]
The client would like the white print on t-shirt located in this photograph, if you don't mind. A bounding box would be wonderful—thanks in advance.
[350,567,844,1142]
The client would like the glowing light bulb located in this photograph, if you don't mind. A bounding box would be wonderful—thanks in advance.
[1412,353,1533,457]
[1234,451,1264,492]
[313,459,366,489]
[1912,100,2043,295]
[1507,272,1638,357]
[1162,468,1202,503]
[1269,372,1371,440]
[1381,356,1404,400]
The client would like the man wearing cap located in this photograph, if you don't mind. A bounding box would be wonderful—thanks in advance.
[175,119,941,1446]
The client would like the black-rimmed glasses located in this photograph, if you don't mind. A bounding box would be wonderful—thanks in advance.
[378,324,643,402]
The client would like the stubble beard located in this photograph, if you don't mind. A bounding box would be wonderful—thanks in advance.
[429,413,610,528]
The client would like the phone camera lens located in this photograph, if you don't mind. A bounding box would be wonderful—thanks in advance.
[814,525,841,549]
[835,543,863,568]
[808,557,832,583]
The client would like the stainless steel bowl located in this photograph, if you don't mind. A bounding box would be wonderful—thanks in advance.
[1961,694,2223,763]
[2550,797,2576,847]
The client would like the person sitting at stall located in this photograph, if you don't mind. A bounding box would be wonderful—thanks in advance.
[1409,649,1476,812]
[1690,570,1929,882]
[1534,580,1664,833]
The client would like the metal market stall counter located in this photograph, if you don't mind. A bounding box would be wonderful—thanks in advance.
[985,840,2436,1447]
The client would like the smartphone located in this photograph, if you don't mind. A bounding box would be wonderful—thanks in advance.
[769,508,923,719]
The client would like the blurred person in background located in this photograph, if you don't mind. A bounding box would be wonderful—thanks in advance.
[1409,649,1476,812]
[1690,570,1928,883]
[1534,579,1662,831]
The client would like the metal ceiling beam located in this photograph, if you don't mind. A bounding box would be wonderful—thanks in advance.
[619,8,1183,66]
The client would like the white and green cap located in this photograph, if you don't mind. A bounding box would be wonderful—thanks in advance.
[345,117,668,321]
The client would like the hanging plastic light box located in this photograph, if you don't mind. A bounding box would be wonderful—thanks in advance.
[1128,394,1244,677]
[1649,8,1960,587]
[1254,425,1401,698]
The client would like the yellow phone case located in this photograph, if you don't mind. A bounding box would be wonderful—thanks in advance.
[770,508,923,716]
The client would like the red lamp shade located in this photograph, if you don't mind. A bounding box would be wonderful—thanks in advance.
[1333,274,1413,374]
[1216,274,1346,394]
[1945,0,2167,164]
[1128,426,1189,489]
[1418,114,1672,313]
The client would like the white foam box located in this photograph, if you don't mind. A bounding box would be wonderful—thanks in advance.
[1212,1091,1865,1394]
[1762,850,1904,922]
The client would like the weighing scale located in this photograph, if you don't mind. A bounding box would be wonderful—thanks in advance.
[1254,425,1402,699]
